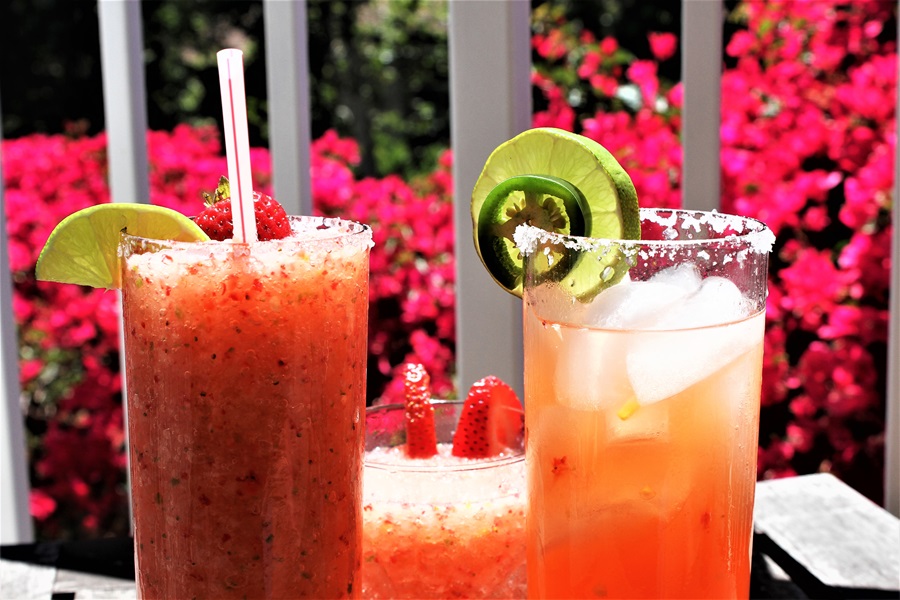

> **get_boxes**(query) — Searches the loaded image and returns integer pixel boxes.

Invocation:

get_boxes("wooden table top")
[752,473,899,599]
[2,473,898,599]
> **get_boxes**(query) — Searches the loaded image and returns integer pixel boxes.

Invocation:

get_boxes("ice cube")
[554,325,631,411]
[584,279,690,330]
[525,281,592,327]
[625,313,764,406]
[647,263,703,293]
[606,393,670,442]
[654,276,750,330]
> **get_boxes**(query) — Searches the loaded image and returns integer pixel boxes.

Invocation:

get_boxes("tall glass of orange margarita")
[519,208,773,599]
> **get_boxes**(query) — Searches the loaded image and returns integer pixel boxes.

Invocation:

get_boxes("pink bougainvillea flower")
[778,244,850,328]
[648,32,677,61]
[30,489,57,521]
[626,60,659,107]
[599,36,618,57]
[818,305,889,346]
[532,29,569,61]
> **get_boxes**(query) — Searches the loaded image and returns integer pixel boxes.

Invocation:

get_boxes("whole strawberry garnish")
[195,176,291,241]
[452,375,523,459]
[402,363,437,458]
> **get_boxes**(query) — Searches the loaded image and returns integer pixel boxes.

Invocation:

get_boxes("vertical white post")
[98,0,148,531]
[98,0,150,206]
[681,0,723,211]
[0,92,35,544]
[884,1,900,518]
[449,0,531,398]
[263,0,312,216]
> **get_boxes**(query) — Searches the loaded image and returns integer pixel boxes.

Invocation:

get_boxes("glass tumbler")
[519,208,773,599]
[120,216,372,599]
[362,400,526,599]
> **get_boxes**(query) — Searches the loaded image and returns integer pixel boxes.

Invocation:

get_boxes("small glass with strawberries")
[361,365,527,599]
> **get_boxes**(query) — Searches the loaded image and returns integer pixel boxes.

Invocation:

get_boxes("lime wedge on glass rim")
[35,204,210,289]
[471,127,640,299]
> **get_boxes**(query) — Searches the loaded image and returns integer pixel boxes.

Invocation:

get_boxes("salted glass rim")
[119,214,372,248]
[515,208,775,254]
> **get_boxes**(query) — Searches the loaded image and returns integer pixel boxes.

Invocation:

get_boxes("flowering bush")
[532,1,895,501]
[7,132,128,538]
[310,130,457,401]
[722,1,895,499]
[5,125,455,539]
[4,0,895,539]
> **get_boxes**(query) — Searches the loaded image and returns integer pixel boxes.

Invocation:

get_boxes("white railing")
[1,0,898,544]
[0,108,34,543]
[449,0,532,401]
[887,10,900,517]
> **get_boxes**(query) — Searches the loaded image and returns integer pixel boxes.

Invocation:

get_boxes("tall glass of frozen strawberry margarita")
[35,51,373,598]
[121,199,372,598]
[360,366,527,599]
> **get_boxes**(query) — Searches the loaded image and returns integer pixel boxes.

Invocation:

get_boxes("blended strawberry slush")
[121,216,372,598]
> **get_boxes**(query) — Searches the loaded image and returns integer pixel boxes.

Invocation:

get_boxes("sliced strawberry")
[402,363,437,458]
[452,375,524,458]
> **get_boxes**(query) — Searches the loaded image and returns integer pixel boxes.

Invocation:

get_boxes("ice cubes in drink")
[605,394,670,442]
[653,275,750,330]
[556,264,762,409]
[554,324,632,411]
[640,263,702,293]
[583,273,692,330]
[624,271,760,406]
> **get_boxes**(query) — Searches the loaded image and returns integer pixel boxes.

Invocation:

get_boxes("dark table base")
[2,535,811,599]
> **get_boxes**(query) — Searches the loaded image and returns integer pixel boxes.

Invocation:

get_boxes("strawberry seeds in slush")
[121,214,372,598]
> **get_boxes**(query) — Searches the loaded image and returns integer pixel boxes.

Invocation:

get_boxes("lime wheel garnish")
[471,127,640,298]
[35,204,210,289]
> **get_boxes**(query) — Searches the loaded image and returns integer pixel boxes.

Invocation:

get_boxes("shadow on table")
[1,537,135,581]
[2,534,897,599]
[752,538,809,599]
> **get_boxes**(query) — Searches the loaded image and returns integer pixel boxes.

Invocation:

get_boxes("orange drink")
[121,216,372,599]
[519,209,773,599]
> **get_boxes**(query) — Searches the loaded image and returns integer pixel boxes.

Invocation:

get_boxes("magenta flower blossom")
[648,32,677,62]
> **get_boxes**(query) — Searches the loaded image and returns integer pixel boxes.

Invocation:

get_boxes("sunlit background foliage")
[1,0,895,540]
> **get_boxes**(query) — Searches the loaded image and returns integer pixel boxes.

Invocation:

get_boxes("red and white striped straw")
[217,49,257,243]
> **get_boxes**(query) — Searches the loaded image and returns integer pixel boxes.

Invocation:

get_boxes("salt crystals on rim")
[515,209,776,256]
